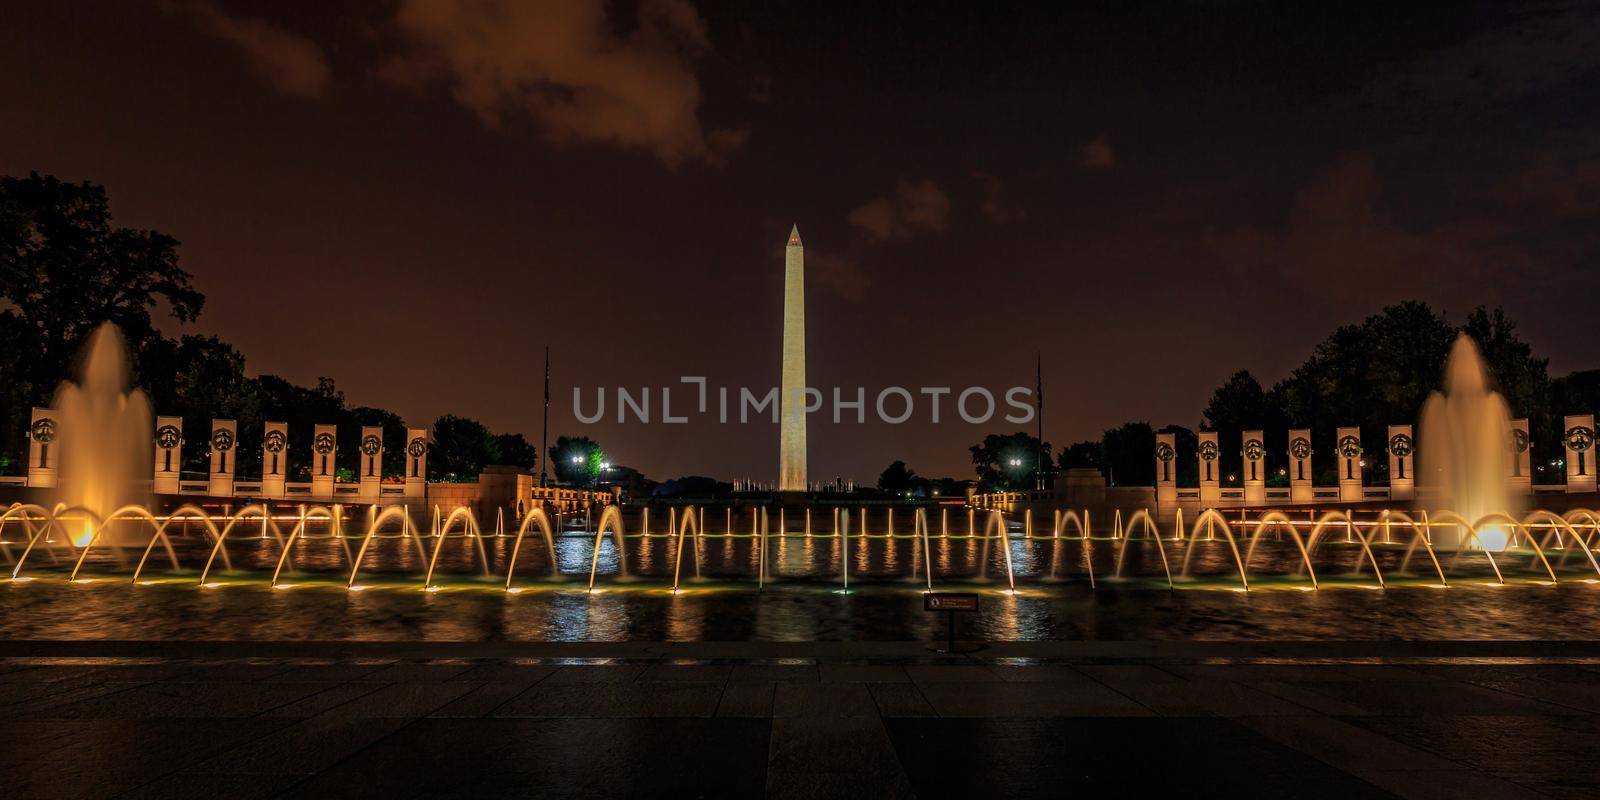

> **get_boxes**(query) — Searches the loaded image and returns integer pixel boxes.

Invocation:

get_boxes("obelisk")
[779,224,808,491]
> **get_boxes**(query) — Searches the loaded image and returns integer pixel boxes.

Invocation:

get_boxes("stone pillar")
[262,421,288,498]
[1288,428,1313,503]
[1563,415,1596,493]
[357,426,383,502]
[1154,431,1177,508]
[1197,431,1220,505]
[1508,418,1532,495]
[404,427,427,498]
[1386,424,1415,501]
[26,408,58,489]
[311,423,337,499]
[1336,426,1363,502]
[153,416,183,494]
[1241,430,1265,505]
[206,419,237,497]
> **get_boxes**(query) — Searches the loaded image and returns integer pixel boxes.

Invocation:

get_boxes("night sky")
[4,1,1598,482]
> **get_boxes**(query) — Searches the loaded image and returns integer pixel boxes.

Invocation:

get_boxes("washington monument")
[779,224,807,491]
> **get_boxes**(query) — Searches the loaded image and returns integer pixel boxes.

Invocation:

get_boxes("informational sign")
[924,593,980,612]
[925,592,981,654]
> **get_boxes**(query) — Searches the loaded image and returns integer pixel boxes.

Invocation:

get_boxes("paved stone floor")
[2,641,1599,799]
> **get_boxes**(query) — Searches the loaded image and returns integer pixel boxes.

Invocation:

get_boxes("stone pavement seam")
[470,663,563,718]
[1069,662,1183,716]
[266,715,435,799]
[249,680,368,719]
[3,676,161,719]
[107,716,309,799]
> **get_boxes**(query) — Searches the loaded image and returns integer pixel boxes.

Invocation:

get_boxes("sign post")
[924,592,980,654]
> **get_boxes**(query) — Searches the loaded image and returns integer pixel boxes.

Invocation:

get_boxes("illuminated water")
[52,322,152,545]
[1420,333,1518,549]
[6,328,1587,642]
[6,523,1599,642]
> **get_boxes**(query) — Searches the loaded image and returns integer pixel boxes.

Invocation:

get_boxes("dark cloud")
[382,0,745,167]
[185,1,329,98]
[971,171,1023,223]
[1362,3,1600,113]
[1207,147,1600,307]
[1208,153,1482,304]
[847,179,950,241]
[1081,135,1115,170]
[809,252,870,303]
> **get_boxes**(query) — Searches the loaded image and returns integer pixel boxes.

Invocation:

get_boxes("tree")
[969,431,1053,492]
[877,460,919,494]
[1464,306,1553,479]
[0,173,543,484]
[0,173,204,468]
[1201,370,1289,485]
[254,375,346,480]
[1463,306,1549,419]
[1139,302,1557,487]
[654,475,730,498]
[1058,441,1101,470]
[1099,422,1154,486]
[1545,370,1600,481]
[551,435,604,485]
[492,433,539,472]
[345,406,407,478]
[1157,424,1198,485]
[138,335,260,474]
[1274,302,1455,482]
[428,415,498,481]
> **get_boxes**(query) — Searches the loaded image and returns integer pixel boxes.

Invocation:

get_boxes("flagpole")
[540,346,550,488]
[1035,351,1045,491]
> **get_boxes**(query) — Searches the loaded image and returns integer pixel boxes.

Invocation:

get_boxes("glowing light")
[201,582,222,589]
[505,587,524,595]
[272,583,295,590]
[71,578,93,585]
[8,577,33,584]
[424,586,441,593]
[347,585,370,592]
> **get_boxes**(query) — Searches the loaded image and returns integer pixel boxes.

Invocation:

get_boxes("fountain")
[10,325,1595,598]
[53,323,152,545]
[1420,334,1518,550]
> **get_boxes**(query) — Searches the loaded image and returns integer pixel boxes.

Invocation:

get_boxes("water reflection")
[7,575,1598,642]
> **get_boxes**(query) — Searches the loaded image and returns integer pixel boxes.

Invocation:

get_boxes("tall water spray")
[1419,334,1516,550]
[54,322,153,544]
